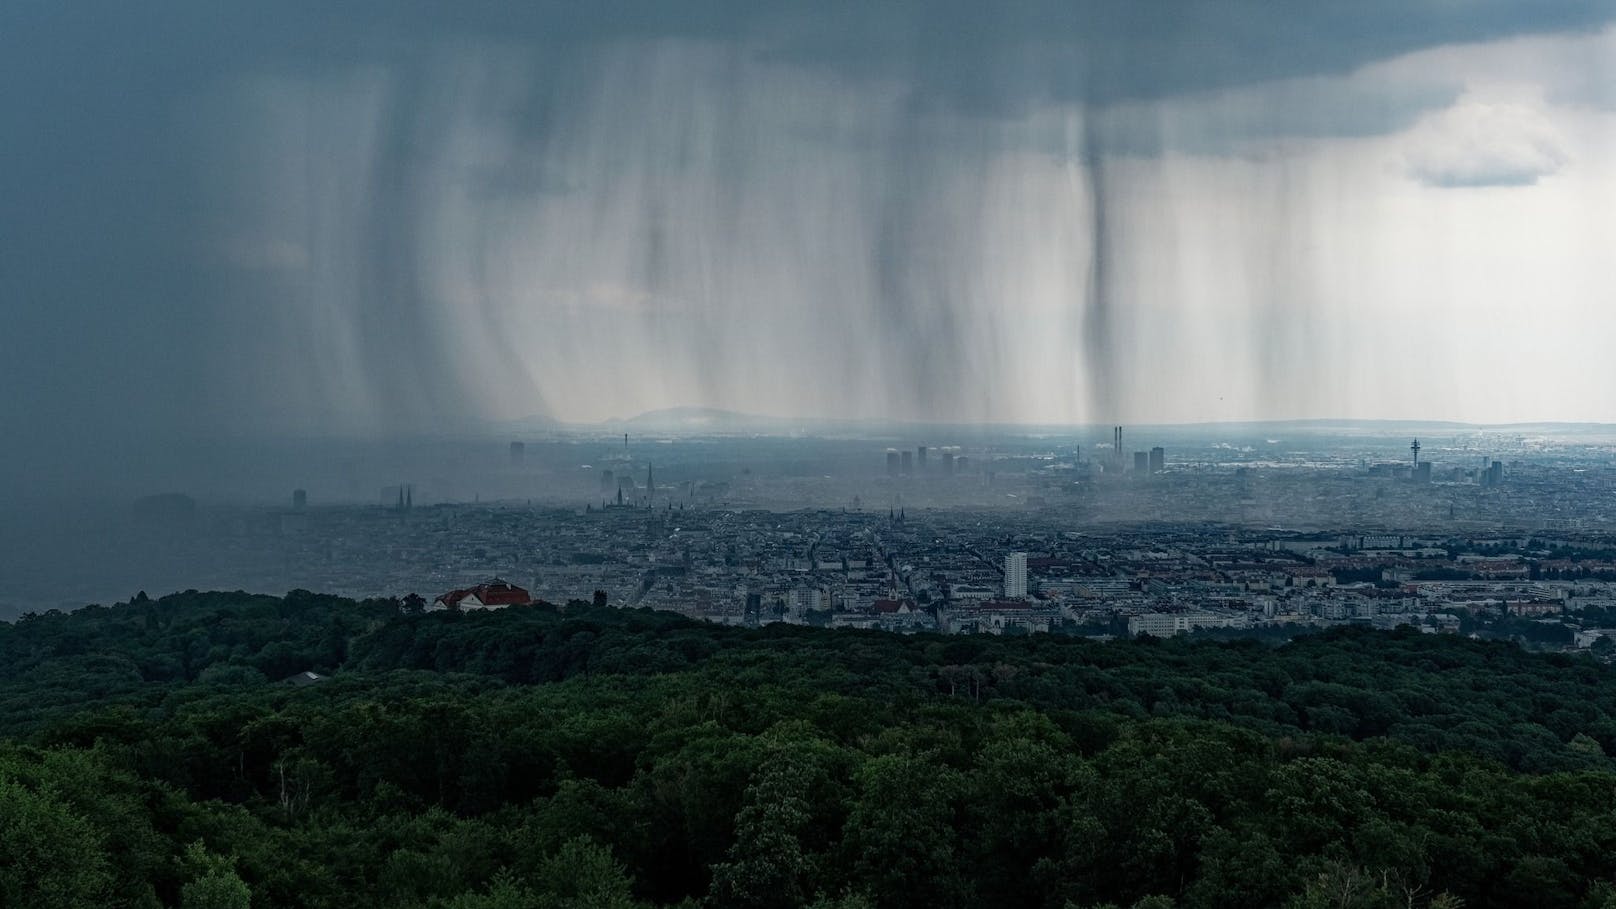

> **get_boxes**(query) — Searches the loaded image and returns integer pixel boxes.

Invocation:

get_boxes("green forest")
[6,591,1616,908]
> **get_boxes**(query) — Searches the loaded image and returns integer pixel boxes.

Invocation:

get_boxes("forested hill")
[5,593,1616,908]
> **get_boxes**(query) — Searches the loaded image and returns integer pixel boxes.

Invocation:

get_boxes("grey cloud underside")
[12,1,1614,107]
[1,0,1614,495]
[1413,167,1556,188]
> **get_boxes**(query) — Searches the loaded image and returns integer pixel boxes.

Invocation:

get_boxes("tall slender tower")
[1005,551,1028,599]
[1411,439,1421,466]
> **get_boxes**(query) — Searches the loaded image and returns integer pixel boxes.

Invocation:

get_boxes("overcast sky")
[4,1,1615,448]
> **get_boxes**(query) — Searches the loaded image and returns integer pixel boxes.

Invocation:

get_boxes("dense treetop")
[5,591,1616,907]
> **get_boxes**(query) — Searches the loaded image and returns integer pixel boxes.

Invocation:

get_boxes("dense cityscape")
[19,421,1616,655]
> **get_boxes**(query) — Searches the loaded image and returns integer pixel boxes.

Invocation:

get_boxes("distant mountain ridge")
[602,406,788,430]
[608,406,757,424]
[598,411,1616,435]
[488,407,1616,438]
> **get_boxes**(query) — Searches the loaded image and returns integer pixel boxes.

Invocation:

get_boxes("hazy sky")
[4,1,1616,444]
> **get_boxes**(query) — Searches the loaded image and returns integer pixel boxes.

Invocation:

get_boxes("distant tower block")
[1004,551,1028,599]
[1133,451,1148,472]
[942,451,956,476]
[886,450,900,476]
[1149,447,1165,474]
[292,489,307,510]
[917,446,928,472]
[900,450,913,475]
[600,469,614,492]
[510,441,526,465]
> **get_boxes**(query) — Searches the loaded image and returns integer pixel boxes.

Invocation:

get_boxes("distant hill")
[603,406,788,431]
[578,411,1616,437]
[486,413,564,432]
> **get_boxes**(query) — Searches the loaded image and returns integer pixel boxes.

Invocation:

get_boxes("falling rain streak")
[216,44,1321,430]
[4,2,1616,451]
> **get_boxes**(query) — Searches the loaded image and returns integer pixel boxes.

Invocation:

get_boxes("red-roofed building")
[431,590,468,611]
[432,578,532,611]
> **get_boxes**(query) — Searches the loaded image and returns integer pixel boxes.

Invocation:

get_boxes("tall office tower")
[600,469,614,493]
[886,450,900,476]
[509,441,526,465]
[1149,447,1165,474]
[1134,451,1149,472]
[1489,460,1503,486]
[942,451,956,476]
[292,489,307,510]
[956,455,970,473]
[917,446,928,471]
[901,450,913,475]
[1004,551,1028,599]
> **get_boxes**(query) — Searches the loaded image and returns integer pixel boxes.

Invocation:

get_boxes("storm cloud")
[3,0,1614,498]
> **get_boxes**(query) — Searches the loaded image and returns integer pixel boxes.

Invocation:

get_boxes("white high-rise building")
[1004,551,1028,599]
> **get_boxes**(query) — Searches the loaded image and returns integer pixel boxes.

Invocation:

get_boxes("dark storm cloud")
[1088,78,1467,158]
[1,0,1612,499]
[758,1,1613,112]
[14,2,1609,106]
